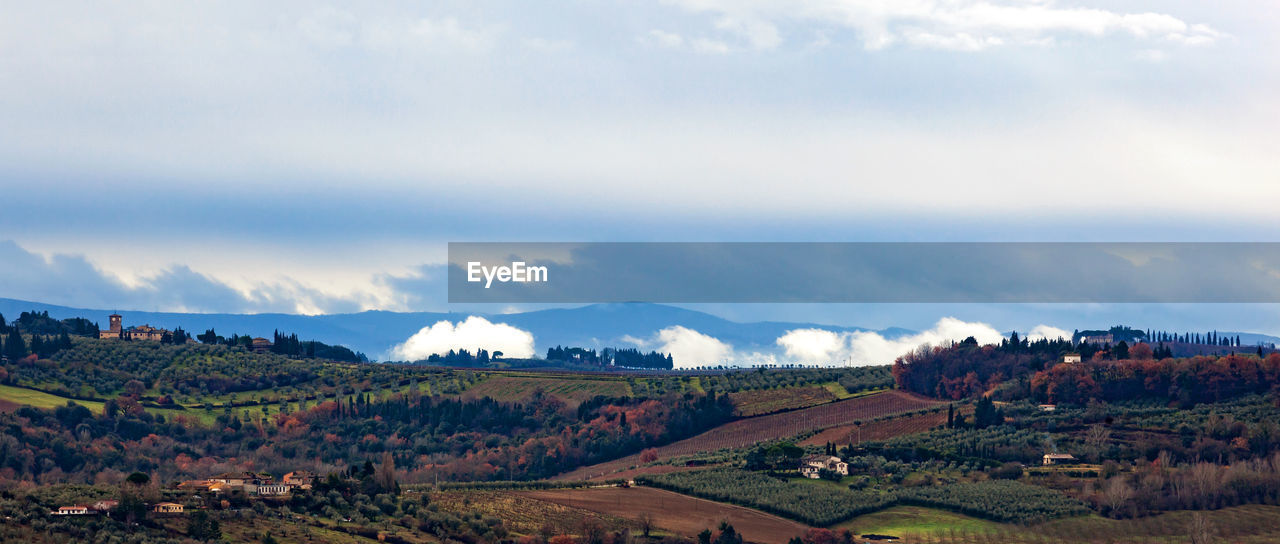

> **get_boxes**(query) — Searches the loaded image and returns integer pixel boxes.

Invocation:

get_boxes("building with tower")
[98,313,171,341]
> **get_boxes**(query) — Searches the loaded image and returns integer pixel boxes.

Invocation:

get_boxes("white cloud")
[627,326,737,368]
[691,37,732,54]
[776,318,1008,366]
[849,318,1007,365]
[713,16,782,50]
[655,326,734,368]
[776,328,846,361]
[389,316,535,360]
[1027,324,1071,341]
[643,29,732,54]
[645,29,685,48]
[298,8,499,53]
[659,0,1223,51]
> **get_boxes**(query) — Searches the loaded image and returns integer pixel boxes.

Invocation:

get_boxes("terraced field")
[555,390,943,481]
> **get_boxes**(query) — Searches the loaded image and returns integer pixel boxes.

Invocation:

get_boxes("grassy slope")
[835,506,1001,537]
[829,504,1280,544]
[0,384,105,413]
[0,383,210,423]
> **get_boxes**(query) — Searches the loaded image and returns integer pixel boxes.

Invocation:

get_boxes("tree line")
[545,345,675,369]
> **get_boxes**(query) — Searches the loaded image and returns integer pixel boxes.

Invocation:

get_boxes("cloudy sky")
[1,1,1278,331]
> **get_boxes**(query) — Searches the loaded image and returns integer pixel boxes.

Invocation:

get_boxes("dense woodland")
[892,333,1280,404]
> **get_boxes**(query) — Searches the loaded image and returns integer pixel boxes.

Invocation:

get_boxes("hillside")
[4,327,1280,543]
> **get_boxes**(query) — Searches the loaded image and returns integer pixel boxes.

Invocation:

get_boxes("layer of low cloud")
[389,316,536,361]
[1028,324,1072,341]
[626,326,774,369]
[655,326,735,368]
[629,318,1051,369]
[777,317,1059,366]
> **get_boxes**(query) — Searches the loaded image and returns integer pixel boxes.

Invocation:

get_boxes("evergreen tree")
[973,396,1001,429]
[3,328,26,360]
[187,510,221,541]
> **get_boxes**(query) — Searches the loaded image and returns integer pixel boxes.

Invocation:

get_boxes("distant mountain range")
[0,298,913,360]
[6,298,1279,363]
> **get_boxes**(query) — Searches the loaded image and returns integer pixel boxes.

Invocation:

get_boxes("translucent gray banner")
[447,242,1280,303]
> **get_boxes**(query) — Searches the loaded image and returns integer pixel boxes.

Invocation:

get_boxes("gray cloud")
[0,240,366,314]
[376,264,449,311]
[449,242,1280,304]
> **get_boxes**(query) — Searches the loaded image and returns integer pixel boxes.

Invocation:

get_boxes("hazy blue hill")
[7,298,1273,362]
[0,299,901,360]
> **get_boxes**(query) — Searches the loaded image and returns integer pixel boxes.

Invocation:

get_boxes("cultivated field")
[430,490,629,536]
[800,406,953,446]
[555,390,943,481]
[729,385,838,417]
[463,374,632,406]
[522,486,811,543]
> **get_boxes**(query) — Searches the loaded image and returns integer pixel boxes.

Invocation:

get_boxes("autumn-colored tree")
[640,448,659,463]
[1130,342,1154,360]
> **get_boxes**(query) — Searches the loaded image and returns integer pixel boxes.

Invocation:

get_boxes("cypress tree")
[4,329,26,360]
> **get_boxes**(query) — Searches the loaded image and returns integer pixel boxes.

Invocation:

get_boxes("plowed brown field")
[522,486,811,544]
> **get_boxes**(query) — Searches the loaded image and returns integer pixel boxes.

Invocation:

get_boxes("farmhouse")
[179,470,310,498]
[251,337,274,353]
[152,502,184,514]
[210,471,273,486]
[251,484,293,497]
[799,454,849,479]
[50,500,118,516]
[1079,334,1113,345]
[1062,353,1081,364]
[1043,453,1078,466]
[283,470,316,489]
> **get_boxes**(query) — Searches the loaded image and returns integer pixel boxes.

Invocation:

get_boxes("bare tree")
[1085,424,1112,462]
[638,512,654,538]
[376,451,397,493]
[1103,477,1134,518]
[1188,512,1216,544]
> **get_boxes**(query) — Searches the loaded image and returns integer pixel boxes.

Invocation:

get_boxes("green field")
[0,383,211,423]
[830,504,1280,543]
[464,373,632,405]
[836,506,1001,538]
[0,384,105,413]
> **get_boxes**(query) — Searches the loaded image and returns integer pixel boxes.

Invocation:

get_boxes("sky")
[1,0,1279,337]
